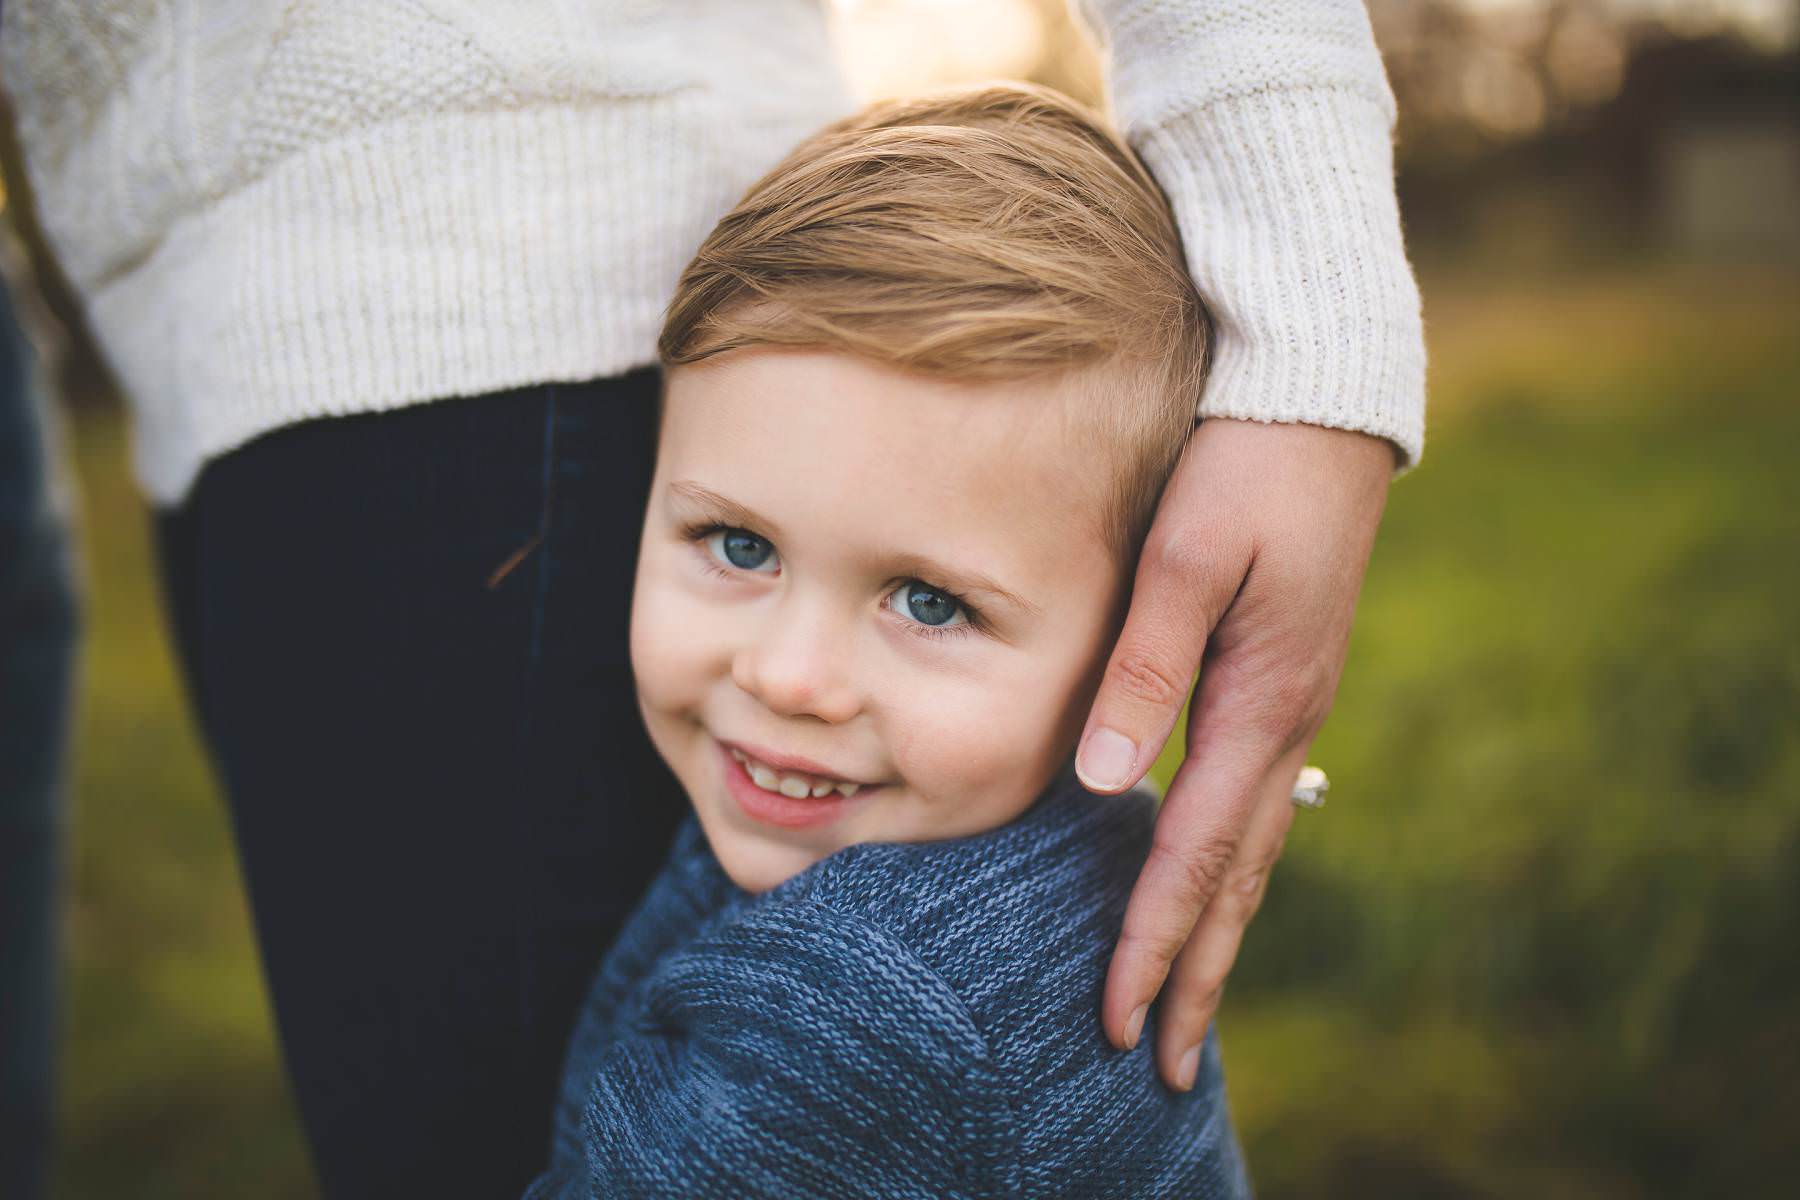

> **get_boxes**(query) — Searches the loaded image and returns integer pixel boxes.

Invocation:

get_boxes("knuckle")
[1220,833,1286,915]
[1230,865,1268,900]
[1174,978,1225,1025]
[1141,524,1219,583]
[1108,648,1190,711]
[1307,673,1338,723]
[1296,656,1338,713]
[1220,873,1270,925]
[1254,660,1335,740]
[1251,826,1291,874]
[1114,924,1185,966]
[1147,835,1234,910]
[1265,670,1317,723]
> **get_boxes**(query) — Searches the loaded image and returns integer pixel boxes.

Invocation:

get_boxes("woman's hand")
[1076,417,1393,1090]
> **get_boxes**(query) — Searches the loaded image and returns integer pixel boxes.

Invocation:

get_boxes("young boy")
[526,83,1251,1198]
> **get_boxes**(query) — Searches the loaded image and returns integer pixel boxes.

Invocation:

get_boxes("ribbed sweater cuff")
[1134,87,1427,470]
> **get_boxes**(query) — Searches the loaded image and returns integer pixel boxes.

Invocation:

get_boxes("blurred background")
[1,1,1795,1196]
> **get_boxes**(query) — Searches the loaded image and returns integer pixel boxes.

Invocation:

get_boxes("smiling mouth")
[726,745,866,799]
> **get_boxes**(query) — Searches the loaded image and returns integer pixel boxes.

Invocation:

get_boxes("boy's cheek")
[629,570,712,707]
[890,683,1054,797]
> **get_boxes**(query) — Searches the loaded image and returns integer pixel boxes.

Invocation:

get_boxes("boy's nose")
[731,609,862,725]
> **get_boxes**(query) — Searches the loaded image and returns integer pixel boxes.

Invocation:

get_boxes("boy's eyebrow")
[668,480,783,541]
[667,479,1041,618]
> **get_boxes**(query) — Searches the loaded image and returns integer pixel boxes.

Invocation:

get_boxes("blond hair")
[659,82,1208,568]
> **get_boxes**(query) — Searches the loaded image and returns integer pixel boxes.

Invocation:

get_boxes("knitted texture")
[524,770,1252,1199]
[1080,0,1426,465]
[2,0,1424,500]
[0,0,854,501]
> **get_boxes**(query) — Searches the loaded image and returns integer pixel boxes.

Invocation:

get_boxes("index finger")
[1074,534,1236,796]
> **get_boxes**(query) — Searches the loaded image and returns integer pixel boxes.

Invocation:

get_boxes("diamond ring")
[1291,766,1329,810]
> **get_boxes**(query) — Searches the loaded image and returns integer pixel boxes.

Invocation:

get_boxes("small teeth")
[728,744,864,800]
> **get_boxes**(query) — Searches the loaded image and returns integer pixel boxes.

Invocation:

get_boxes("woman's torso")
[0,0,858,500]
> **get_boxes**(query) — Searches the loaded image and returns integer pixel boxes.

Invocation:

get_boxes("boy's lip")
[716,737,875,786]
[717,739,880,829]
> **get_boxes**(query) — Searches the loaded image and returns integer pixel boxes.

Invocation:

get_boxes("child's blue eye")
[886,582,968,630]
[705,528,777,572]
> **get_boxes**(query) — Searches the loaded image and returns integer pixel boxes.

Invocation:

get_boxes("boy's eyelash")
[678,520,985,640]
[680,519,741,542]
[681,521,756,590]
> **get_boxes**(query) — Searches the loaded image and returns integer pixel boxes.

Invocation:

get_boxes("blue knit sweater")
[525,766,1253,1198]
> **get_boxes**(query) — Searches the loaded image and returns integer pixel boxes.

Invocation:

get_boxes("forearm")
[1076,1,1426,467]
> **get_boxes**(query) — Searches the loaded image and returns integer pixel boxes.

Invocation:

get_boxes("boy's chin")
[696,810,828,894]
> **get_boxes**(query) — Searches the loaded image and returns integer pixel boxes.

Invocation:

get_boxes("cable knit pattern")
[1,0,1424,500]
[525,769,1251,1199]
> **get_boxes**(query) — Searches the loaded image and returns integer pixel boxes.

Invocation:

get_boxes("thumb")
[1075,525,1249,794]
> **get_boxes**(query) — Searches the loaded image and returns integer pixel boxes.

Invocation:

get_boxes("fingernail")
[1077,727,1136,791]
[1178,1044,1202,1091]
[1124,1004,1147,1050]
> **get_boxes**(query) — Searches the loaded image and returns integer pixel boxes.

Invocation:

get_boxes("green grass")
[1191,263,1800,1199]
[53,263,1800,1197]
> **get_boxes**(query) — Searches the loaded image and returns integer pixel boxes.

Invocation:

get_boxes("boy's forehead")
[664,351,1107,492]
[660,349,1119,585]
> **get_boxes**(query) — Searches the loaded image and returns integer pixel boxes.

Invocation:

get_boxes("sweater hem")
[80,97,828,503]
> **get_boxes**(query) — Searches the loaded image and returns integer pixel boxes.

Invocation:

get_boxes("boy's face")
[631,348,1128,892]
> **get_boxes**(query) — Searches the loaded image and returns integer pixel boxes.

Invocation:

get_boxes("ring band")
[1291,766,1328,809]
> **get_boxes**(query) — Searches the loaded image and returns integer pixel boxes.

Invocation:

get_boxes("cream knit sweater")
[1,0,1425,503]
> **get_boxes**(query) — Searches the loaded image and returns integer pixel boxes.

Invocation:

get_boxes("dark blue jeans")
[153,372,685,1198]
[0,281,79,1200]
